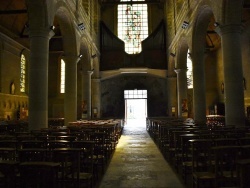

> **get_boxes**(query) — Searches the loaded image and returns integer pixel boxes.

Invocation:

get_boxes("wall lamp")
[214,22,220,27]
[214,22,221,36]
[50,25,55,30]
[170,53,175,57]
[91,54,97,58]
[78,23,85,31]
[79,54,83,58]
[182,21,189,29]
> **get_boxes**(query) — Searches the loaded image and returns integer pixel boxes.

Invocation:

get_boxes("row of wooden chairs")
[0,144,94,188]
[0,119,124,188]
[191,142,250,188]
[147,118,250,188]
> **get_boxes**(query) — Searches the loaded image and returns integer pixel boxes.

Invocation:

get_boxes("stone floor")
[98,119,185,188]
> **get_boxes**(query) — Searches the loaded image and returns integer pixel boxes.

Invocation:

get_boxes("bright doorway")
[124,90,147,126]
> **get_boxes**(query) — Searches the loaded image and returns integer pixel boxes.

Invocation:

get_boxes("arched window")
[60,59,65,93]
[187,51,193,89]
[20,54,26,92]
[118,0,148,54]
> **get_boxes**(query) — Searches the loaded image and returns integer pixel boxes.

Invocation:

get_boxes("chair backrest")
[0,140,19,150]
[18,148,48,162]
[48,140,71,150]
[214,138,238,146]
[21,140,45,149]
[0,147,16,161]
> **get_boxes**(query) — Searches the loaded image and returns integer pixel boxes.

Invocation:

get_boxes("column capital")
[174,68,187,74]
[29,28,55,39]
[88,70,94,75]
[62,56,81,64]
[167,76,177,81]
[92,78,101,83]
[219,24,242,35]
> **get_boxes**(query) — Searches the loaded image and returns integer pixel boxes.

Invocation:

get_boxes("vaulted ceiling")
[0,0,249,53]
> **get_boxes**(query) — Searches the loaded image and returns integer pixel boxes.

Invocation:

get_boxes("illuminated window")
[124,89,147,99]
[20,54,26,92]
[118,0,148,54]
[60,59,65,93]
[187,51,193,89]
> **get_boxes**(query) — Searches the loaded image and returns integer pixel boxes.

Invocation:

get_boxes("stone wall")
[0,93,28,120]
[0,34,29,121]
[101,74,168,118]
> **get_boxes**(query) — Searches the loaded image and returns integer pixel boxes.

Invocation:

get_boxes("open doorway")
[124,89,147,126]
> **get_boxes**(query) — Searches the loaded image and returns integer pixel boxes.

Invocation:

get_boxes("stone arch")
[176,37,189,69]
[54,3,79,56]
[210,0,243,25]
[26,0,55,30]
[191,5,214,56]
[80,38,91,72]
[189,3,215,123]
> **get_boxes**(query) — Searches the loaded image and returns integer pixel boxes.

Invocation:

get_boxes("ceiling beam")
[0,10,27,15]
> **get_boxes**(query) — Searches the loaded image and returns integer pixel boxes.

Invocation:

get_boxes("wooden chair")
[71,141,95,188]
[52,148,81,187]
[172,130,190,172]
[180,134,200,185]
[213,146,241,187]
[0,161,19,188]
[90,131,107,177]
[236,158,250,188]
[192,139,215,188]
[157,124,171,157]
[165,127,182,163]
[19,161,60,188]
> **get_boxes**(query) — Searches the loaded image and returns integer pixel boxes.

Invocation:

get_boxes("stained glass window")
[60,59,65,93]
[20,54,26,92]
[118,0,148,54]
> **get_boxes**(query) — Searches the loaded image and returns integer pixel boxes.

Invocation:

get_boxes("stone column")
[0,40,2,92]
[167,77,177,117]
[221,25,245,126]
[92,78,101,118]
[81,71,88,119]
[192,53,207,125]
[63,56,80,126]
[28,28,54,130]
[174,69,188,118]
[87,70,93,119]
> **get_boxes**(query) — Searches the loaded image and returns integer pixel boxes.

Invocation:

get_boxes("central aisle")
[98,119,184,188]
